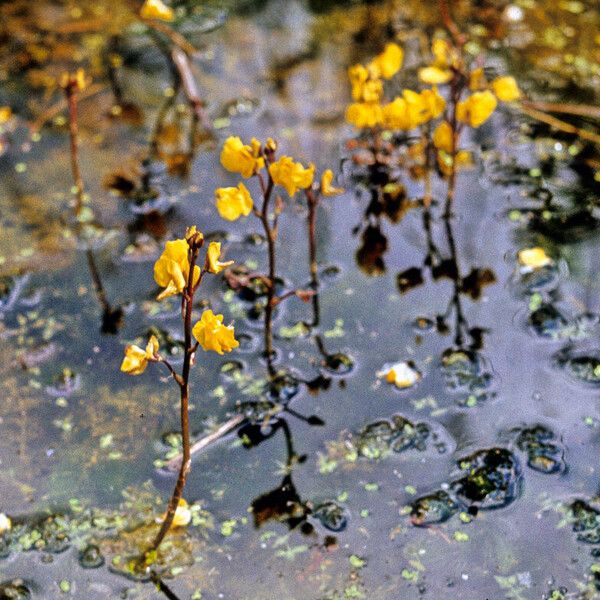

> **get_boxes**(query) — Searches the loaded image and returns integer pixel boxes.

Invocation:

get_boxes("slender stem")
[65,85,84,218]
[305,189,318,286]
[257,171,276,376]
[85,249,110,314]
[444,77,460,219]
[438,0,466,48]
[304,188,321,327]
[443,214,467,347]
[146,249,200,557]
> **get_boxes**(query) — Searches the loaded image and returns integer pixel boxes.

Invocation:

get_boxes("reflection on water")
[0,0,600,598]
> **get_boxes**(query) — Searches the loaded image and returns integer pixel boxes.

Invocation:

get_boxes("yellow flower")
[492,76,521,102]
[0,107,12,124]
[140,0,175,21]
[369,43,404,80]
[432,38,451,67]
[215,183,254,221]
[382,98,411,130]
[59,68,88,91]
[320,169,344,196]
[437,149,472,176]
[418,66,452,85]
[420,87,446,119]
[220,136,265,178]
[469,67,487,91]
[206,241,234,274]
[121,335,159,375]
[403,89,432,127]
[517,247,552,270]
[348,64,369,101]
[192,310,239,355]
[268,156,315,196]
[346,102,383,129]
[456,91,497,127]
[433,120,453,152]
[157,498,192,528]
[154,239,200,300]
[0,513,11,534]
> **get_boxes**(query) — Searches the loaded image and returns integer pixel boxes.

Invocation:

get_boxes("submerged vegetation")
[0,0,600,598]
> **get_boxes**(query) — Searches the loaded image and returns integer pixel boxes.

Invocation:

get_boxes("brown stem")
[257,172,276,376]
[142,18,198,57]
[65,86,85,218]
[305,189,318,286]
[171,48,212,132]
[521,100,600,119]
[305,188,321,327]
[444,77,460,219]
[146,248,200,559]
[438,0,466,48]
[517,104,600,146]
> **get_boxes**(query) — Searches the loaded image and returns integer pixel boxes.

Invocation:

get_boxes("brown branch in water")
[517,104,600,146]
[163,414,245,473]
[63,81,85,218]
[142,18,198,57]
[30,83,104,136]
[521,101,600,119]
[170,48,212,132]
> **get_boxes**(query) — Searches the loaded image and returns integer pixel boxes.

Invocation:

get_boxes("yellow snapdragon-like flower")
[121,335,159,375]
[140,0,175,21]
[382,97,412,130]
[192,310,239,355]
[418,66,452,85]
[432,38,451,67]
[154,238,201,300]
[0,107,12,124]
[433,120,453,152]
[206,242,234,274]
[320,169,344,196]
[220,136,265,178]
[469,67,487,91]
[60,68,88,91]
[268,156,315,196]
[346,102,383,129]
[215,183,253,221]
[492,76,521,102]
[456,91,497,128]
[369,43,403,80]
[420,87,446,119]
[348,64,368,99]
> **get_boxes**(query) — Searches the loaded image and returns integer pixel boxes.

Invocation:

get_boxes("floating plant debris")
[410,491,459,527]
[312,501,349,532]
[380,361,422,389]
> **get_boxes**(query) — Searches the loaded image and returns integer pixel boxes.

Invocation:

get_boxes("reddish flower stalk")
[144,235,203,561]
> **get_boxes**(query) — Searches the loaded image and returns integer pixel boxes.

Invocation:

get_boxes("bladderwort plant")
[120,227,239,568]
[61,69,125,333]
[345,30,521,216]
[215,136,343,375]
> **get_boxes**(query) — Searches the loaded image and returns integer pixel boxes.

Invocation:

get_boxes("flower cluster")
[215,135,342,221]
[121,230,239,375]
[345,37,522,176]
[347,38,521,134]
